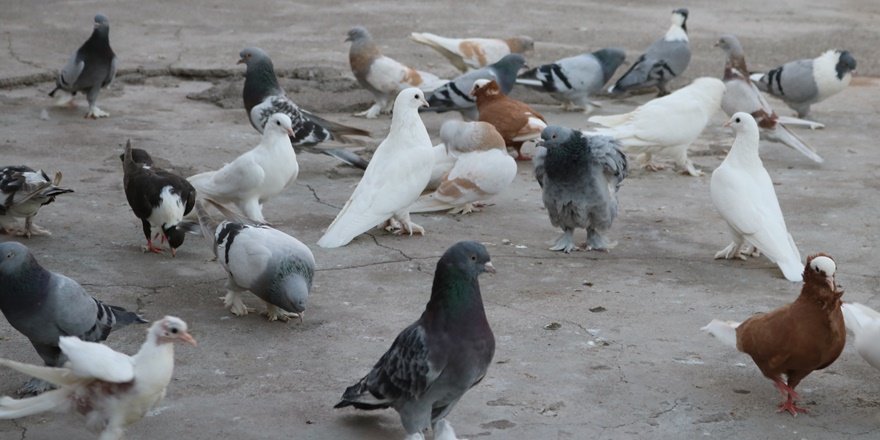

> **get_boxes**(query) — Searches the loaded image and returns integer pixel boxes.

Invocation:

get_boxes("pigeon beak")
[713,41,721,48]
[722,120,733,128]
[420,98,430,108]
[484,261,496,274]
[237,58,246,65]
[286,127,295,136]
[345,36,352,42]
[179,331,198,347]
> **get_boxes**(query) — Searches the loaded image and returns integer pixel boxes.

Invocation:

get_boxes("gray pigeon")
[335,241,495,440]
[0,166,74,238]
[0,241,146,395]
[239,47,371,169]
[751,50,856,118]
[610,8,690,96]
[534,126,627,253]
[517,48,626,113]
[48,14,117,119]
[196,201,315,322]
[423,53,526,120]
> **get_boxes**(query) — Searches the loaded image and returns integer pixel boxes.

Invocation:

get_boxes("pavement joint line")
[6,32,43,71]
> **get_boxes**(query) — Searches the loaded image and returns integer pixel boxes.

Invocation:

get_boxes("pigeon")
[121,141,196,256]
[409,121,515,215]
[318,88,434,248]
[589,77,724,177]
[609,8,690,96]
[239,47,371,169]
[335,241,496,440]
[422,54,526,121]
[534,126,627,253]
[702,254,845,416]
[715,35,824,163]
[409,32,533,72]
[517,48,626,113]
[751,50,856,118]
[841,302,880,371]
[0,241,146,395]
[472,79,547,161]
[347,26,446,119]
[711,113,803,282]
[0,166,73,238]
[48,14,117,119]
[188,113,299,224]
[195,201,315,322]
[426,120,504,190]
[0,316,196,439]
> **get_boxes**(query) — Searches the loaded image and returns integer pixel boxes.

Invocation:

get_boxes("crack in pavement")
[10,419,26,440]
[6,32,43,70]
[300,183,341,210]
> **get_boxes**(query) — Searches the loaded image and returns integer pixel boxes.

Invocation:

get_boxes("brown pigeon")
[472,79,547,160]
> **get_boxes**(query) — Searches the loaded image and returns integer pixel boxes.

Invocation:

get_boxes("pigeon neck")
[244,62,282,110]
[389,107,425,135]
[84,28,113,54]
[427,265,487,320]
[665,23,688,42]
[544,140,586,178]
[727,129,762,167]
[349,39,381,72]
[0,258,50,314]
[724,54,749,80]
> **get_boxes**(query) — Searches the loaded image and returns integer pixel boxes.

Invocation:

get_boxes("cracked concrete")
[2,0,880,439]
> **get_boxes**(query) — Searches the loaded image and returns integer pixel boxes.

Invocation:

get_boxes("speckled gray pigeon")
[48,14,117,119]
[610,8,690,96]
[534,126,627,253]
[0,241,146,395]
[423,53,526,120]
[517,48,626,113]
[0,165,73,238]
[335,241,496,440]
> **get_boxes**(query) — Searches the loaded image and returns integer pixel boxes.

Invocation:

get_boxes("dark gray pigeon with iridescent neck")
[534,126,627,253]
[49,14,117,119]
[335,241,496,440]
[238,47,371,169]
[0,241,146,395]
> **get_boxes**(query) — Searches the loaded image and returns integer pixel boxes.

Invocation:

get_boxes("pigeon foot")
[52,91,75,107]
[549,230,577,253]
[223,292,255,316]
[447,203,480,215]
[355,103,382,119]
[144,239,165,254]
[396,220,425,236]
[264,303,303,323]
[85,106,110,119]
[434,419,464,440]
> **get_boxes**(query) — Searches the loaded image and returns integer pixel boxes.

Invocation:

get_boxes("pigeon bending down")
[347,26,447,119]
[426,120,504,190]
[239,47,371,169]
[0,166,73,237]
[589,77,724,177]
[410,121,515,215]
[702,254,845,416]
[610,8,690,96]
[534,126,627,253]
[196,201,315,322]
[751,50,856,118]
[0,316,196,439]
[715,35,824,163]
[188,113,299,224]
[409,32,533,72]
[711,113,803,282]
[121,141,196,256]
[517,48,626,113]
[335,241,496,440]
[0,241,146,395]
[48,14,117,119]
[318,88,434,248]
[423,54,526,121]
[472,79,546,160]
[841,302,880,371]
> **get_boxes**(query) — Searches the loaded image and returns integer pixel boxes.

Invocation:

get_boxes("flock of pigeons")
[0,7,874,440]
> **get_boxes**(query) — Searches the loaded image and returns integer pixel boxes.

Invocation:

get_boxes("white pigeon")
[410,121,515,215]
[842,302,880,371]
[588,77,725,177]
[347,26,446,119]
[710,112,802,282]
[0,316,196,440]
[188,113,298,223]
[409,32,534,72]
[427,120,504,189]
[318,88,433,248]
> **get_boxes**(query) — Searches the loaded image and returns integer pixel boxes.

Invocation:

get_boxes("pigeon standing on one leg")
[517,48,626,113]
[48,14,117,119]
[609,8,690,96]
[422,54,526,121]
[335,241,496,440]
[0,241,146,395]
[0,166,73,238]
[534,127,627,253]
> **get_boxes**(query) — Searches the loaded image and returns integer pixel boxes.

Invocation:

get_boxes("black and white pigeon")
[534,126,627,253]
[423,53,526,121]
[609,8,690,96]
[517,48,626,113]
[239,47,371,169]
[0,241,146,395]
[751,50,856,118]
[121,141,196,256]
[335,241,496,440]
[196,201,315,322]
[48,14,117,119]
[0,166,73,238]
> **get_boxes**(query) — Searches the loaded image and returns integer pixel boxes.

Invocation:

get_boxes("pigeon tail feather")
[334,378,392,410]
[767,125,823,163]
[701,319,741,350]
[408,195,457,213]
[108,305,148,326]
[842,303,880,334]
[0,388,72,418]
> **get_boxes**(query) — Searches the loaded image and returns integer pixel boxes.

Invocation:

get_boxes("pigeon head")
[439,241,496,279]
[723,112,759,133]
[93,14,110,31]
[672,8,689,30]
[470,79,501,98]
[394,87,430,111]
[805,254,840,298]
[238,47,271,67]
[119,146,155,168]
[0,242,33,278]
[539,125,574,150]
[163,224,187,257]
[507,36,535,54]
[714,35,743,56]
[269,258,313,315]
[152,316,197,346]
[593,48,627,81]
[266,113,295,136]
[836,51,857,78]
[345,26,370,43]
[491,54,528,91]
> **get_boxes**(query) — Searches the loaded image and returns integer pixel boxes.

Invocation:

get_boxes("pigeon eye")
[470,255,477,261]
[276,120,281,126]
[735,118,741,123]
[170,327,179,334]
[414,94,421,100]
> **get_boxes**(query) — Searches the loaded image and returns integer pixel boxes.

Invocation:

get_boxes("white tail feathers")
[701,319,741,350]
[842,303,880,371]
[0,359,77,387]
[842,302,880,334]
[766,124,824,163]
[775,116,824,130]
[0,389,71,419]
[515,78,544,88]
[749,73,764,83]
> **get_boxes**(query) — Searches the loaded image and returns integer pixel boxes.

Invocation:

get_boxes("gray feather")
[424,54,525,119]
[518,49,625,108]
[49,14,116,110]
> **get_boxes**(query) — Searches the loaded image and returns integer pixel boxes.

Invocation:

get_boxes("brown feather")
[473,80,546,155]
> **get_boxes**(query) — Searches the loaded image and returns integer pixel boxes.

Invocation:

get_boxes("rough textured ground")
[2,1,880,439]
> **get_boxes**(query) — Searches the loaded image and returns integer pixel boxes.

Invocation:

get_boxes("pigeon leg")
[239,199,265,224]
[52,90,76,107]
[672,144,703,177]
[586,228,612,252]
[550,229,577,253]
[656,82,670,97]
[222,290,255,316]
[144,238,164,254]
[383,217,402,232]
[394,212,425,236]
[433,419,462,440]
[263,302,303,323]
[714,241,748,260]
[84,87,109,119]
[638,153,665,171]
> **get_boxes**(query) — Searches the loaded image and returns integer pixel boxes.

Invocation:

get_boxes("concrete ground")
[2,0,880,439]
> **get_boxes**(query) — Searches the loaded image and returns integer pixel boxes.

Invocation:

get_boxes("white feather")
[841,303,880,371]
[812,50,853,101]
[701,319,741,350]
